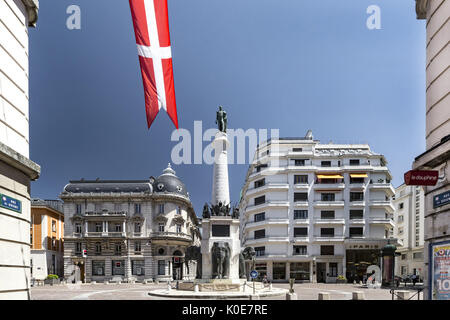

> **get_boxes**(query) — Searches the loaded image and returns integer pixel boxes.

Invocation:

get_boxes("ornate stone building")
[61,164,200,283]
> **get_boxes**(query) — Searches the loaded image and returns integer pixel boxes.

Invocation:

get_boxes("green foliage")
[337,275,346,281]
[47,274,59,279]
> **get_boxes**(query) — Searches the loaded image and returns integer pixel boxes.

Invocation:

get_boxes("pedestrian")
[263,274,268,284]
[412,274,417,286]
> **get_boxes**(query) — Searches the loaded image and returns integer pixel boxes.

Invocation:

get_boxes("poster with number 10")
[431,242,450,300]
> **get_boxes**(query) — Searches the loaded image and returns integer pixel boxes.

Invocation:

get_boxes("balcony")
[245,218,289,229]
[244,236,289,245]
[245,183,289,197]
[348,218,365,225]
[313,200,345,208]
[313,183,345,190]
[150,231,192,242]
[84,211,127,217]
[313,235,345,242]
[313,218,346,225]
[369,183,395,196]
[369,200,395,213]
[349,200,365,207]
[85,231,126,238]
[245,200,290,214]
[293,183,310,190]
[369,218,394,227]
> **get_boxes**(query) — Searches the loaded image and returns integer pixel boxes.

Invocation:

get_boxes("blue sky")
[29,0,426,215]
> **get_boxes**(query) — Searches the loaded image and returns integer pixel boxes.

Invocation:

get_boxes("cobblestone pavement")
[30,282,423,300]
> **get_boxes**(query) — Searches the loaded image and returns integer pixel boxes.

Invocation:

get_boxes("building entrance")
[172,250,183,280]
[317,263,326,283]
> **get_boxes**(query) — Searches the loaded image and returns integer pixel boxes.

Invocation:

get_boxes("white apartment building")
[0,0,40,300]
[239,131,398,283]
[393,184,425,279]
[61,164,201,283]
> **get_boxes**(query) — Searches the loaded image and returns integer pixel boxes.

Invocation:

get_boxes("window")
[75,242,82,254]
[290,262,310,281]
[401,254,407,260]
[294,210,308,219]
[294,159,306,166]
[415,215,420,221]
[254,196,266,205]
[398,215,404,223]
[135,203,141,214]
[415,241,419,246]
[294,192,308,202]
[321,245,334,255]
[176,206,181,215]
[112,260,125,275]
[254,212,265,222]
[159,203,165,214]
[349,159,360,166]
[95,242,102,254]
[254,229,265,239]
[321,161,331,167]
[95,223,103,232]
[134,222,141,233]
[115,224,122,232]
[329,263,338,277]
[349,227,363,238]
[350,177,365,184]
[273,263,286,280]
[294,227,308,237]
[132,260,145,276]
[294,175,308,184]
[416,235,420,241]
[256,164,268,172]
[293,245,307,255]
[254,179,265,188]
[293,148,303,152]
[92,261,105,276]
[52,220,56,232]
[75,223,82,233]
[176,224,182,233]
[399,203,404,209]
[350,192,364,202]
[158,260,166,275]
[321,228,334,237]
[321,211,335,219]
[416,222,420,228]
[401,266,407,275]
[321,193,335,201]
[51,238,56,250]
[398,227,404,235]
[76,204,82,214]
[115,243,122,255]
[255,246,265,257]
[413,252,423,259]
[158,223,165,232]
[134,241,141,253]
[349,210,363,219]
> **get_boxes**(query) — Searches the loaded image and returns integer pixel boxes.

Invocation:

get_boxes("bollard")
[352,291,365,300]
[318,292,330,300]
[194,284,199,293]
[250,295,260,300]
[167,281,171,292]
[269,282,273,291]
[396,291,411,300]
[286,293,298,300]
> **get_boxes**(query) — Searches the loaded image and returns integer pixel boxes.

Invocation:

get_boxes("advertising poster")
[431,242,450,300]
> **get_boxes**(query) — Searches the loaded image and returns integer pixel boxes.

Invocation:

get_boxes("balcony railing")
[150,231,192,241]
[85,232,126,237]
[84,211,127,216]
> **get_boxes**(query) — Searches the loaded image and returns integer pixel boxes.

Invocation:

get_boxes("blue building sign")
[1,194,22,213]
[434,190,450,209]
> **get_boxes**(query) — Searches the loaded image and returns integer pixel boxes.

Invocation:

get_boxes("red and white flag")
[129,0,178,129]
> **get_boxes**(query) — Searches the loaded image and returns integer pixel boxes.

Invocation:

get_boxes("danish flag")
[129,0,179,129]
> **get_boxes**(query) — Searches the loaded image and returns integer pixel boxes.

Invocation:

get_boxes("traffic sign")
[250,270,258,279]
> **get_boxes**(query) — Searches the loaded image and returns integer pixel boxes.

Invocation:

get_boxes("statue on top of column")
[216,106,227,133]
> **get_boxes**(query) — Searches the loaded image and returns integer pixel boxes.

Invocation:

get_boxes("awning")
[350,173,368,178]
[317,174,344,179]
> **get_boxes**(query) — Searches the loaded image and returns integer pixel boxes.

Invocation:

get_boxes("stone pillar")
[267,261,273,281]
[285,262,291,281]
[211,131,230,206]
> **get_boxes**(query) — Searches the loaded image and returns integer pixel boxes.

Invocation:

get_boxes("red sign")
[404,170,439,186]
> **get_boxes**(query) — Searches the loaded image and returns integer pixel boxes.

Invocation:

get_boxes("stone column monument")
[201,106,241,282]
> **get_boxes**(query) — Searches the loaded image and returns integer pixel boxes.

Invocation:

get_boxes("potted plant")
[44,274,60,286]
[336,275,347,284]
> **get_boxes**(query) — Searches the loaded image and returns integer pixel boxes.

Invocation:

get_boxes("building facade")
[61,164,201,283]
[0,0,40,299]
[239,132,398,283]
[413,0,450,299]
[393,185,425,279]
[30,199,64,280]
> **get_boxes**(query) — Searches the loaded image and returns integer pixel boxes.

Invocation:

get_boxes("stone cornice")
[0,141,40,180]
[21,0,39,27]
[415,0,429,20]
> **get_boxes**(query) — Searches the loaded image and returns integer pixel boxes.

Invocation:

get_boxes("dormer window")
[159,204,165,214]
